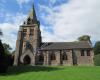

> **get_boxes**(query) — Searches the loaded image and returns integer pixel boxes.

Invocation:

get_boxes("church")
[14,4,94,66]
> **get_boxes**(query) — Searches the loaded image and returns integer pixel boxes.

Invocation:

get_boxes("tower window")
[87,50,91,56]
[23,29,27,32]
[23,29,27,37]
[30,29,34,36]
[81,50,85,56]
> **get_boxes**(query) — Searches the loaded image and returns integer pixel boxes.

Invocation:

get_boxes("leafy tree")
[94,41,100,55]
[0,41,8,73]
[0,30,13,73]
[78,35,91,43]
[3,43,12,55]
[12,50,15,54]
[94,54,100,66]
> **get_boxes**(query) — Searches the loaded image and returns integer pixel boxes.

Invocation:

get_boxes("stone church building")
[14,4,94,66]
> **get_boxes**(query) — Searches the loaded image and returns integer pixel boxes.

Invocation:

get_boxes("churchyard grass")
[0,66,100,80]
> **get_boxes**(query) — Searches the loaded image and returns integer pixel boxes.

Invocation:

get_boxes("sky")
[0,0,100,50]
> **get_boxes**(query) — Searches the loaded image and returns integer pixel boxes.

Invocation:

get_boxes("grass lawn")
[0,66,100,80]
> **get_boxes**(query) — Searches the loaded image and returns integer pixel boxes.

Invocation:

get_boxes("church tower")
[14,4,41,65]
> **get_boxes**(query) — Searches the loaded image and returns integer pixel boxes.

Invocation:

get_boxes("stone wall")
[62,50,73,66]
[41,50,73,66]
[73,49,94,66]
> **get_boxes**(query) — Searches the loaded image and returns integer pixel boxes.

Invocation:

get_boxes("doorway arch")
[23,55,31,65]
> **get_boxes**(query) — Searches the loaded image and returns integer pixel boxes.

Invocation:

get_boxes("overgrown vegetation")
[0,30,13,73]
[78,35,91,43]
[94,54,100,66]
[0,40,8,73]
[94,41,100,55]
[94,41,100,66]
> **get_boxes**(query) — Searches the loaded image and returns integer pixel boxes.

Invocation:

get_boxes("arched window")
[87,50,90,56]
[81,50,85,56]
[23,29,27,37]
[50,51,56,60]
[62,54,68,60]
[62,50,68,60]
[39,54,44,62]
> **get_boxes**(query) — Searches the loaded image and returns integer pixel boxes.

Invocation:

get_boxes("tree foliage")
[3,43,12,55]
[0,42,13,73]
[94,41,100,55]
[0,41,8,73]
[94,54,100,66]
[78,35,91,42]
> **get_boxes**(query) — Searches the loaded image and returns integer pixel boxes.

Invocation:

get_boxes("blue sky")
[0,0,100,50]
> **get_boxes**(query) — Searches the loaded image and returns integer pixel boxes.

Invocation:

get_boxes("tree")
[0,30,8,73]
[94,41,100,55]
[78,35,91,43]
[94,54,100,66]
[0,30,13,73]
[3,43,14,66]
[3,43,12,55]
[0,41,9,73]
[94,41,100,66]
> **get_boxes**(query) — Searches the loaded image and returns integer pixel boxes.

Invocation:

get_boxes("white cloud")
[16,0,31,6]
[1,0,100,50]
[40,0,100,42]
[0,13,27,50]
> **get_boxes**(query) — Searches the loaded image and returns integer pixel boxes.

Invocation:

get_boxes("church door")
[23,55,31,65]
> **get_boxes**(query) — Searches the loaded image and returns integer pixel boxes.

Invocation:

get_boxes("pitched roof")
[40,41,92,50]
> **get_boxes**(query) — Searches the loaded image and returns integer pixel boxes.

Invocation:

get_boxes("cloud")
[39,0,100,42]
[0,13,27,50]
[1,0,100,50]
[16,0,31,7]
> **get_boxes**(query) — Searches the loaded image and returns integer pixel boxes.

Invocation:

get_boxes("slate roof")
[40,41,92,50]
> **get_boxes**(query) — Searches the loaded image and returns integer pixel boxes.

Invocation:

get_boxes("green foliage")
[0,66,100,80]
[94,41,100,55]
[0,41,9,73]
[3,43,12,55]
[11,50,15,54]
[94,54,100,66]
[78,35,91,42]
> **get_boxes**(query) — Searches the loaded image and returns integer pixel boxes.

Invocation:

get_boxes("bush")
[0,56,8,73]
[94,41,100,55]
[94,54,100,66]
[0,40,8,73]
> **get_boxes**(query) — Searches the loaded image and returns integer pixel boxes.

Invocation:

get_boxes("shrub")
[0,40,8,73]
[94,54,100,66]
